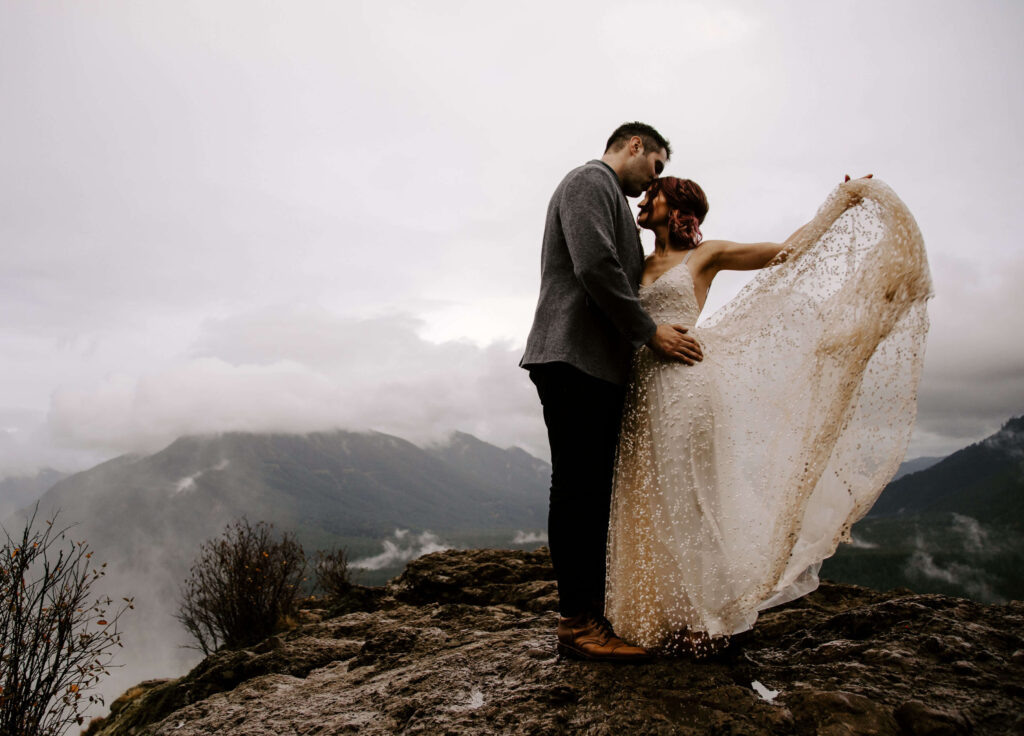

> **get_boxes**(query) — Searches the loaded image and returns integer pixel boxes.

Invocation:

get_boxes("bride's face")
[637,190,669,230]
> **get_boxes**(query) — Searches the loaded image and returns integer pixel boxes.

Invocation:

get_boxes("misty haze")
[2,1,1023,734]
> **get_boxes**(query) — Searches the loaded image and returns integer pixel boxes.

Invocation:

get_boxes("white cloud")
[904,547,1001,603]
[0,408,102,477]
[350,529,451,571]
[45,308,546,461]
[847,535,877,550]
[172,459,230,495]
[903,522,1005,603]
[512,530,548,545]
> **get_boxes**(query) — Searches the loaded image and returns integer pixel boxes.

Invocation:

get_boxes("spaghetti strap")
[682,249,694,265]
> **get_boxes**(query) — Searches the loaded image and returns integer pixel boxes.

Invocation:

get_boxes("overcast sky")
[2,0,1022,479]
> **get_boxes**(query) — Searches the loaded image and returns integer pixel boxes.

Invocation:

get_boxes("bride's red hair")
[648,177,709,250]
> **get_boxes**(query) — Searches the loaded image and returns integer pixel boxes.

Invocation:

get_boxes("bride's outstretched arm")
[700,175,872,275]
[702,224,805,273]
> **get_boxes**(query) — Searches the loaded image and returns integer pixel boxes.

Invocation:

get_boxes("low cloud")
[511,530,548,545]
[903,518,1005,604]
[0,408,105,479]
[847,535,877,550]
[15,260,1024,479]
[350,529,451,571]
[23,290,1024,479]
[44,308,547,466]
[173,459,230,495]
[950,513,992,555]
[904,547,1001,603]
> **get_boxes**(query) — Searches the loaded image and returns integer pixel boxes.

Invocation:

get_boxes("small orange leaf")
[96,620,108,626]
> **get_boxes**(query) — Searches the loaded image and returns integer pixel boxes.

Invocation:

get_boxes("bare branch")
[0,504,132,736]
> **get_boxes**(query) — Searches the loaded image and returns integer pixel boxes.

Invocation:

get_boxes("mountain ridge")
[4,429,550,550]
[867,415,1023,524]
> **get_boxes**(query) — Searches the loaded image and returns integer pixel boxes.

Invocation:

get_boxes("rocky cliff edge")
[86,548,1024,736]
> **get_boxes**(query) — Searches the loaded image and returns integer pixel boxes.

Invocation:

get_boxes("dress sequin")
[605,179,932,654]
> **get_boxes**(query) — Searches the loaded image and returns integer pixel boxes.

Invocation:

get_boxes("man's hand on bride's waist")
[648,324,703,365]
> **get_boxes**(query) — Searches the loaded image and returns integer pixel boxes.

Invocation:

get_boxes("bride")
[604,174,931,654]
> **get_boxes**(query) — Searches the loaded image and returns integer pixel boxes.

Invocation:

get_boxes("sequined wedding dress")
[605,178,932,649]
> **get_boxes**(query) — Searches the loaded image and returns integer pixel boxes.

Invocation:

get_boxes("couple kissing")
[520,121,931,662]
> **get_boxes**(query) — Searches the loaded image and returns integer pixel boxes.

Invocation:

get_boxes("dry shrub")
[176,519,305,655]
[313,547,352,601]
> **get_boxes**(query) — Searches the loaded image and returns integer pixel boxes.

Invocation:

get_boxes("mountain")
[891,455,944,480]
[867,416,1024,523]
[822,416,1024,603]
[0,467,68,521]
[427,431,550,509]
[87,548,1023,736]
[2,430,549,563]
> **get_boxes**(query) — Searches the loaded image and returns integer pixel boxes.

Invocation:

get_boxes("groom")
[520,122,702,661]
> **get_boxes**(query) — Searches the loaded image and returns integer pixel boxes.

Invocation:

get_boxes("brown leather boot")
[556,613,652,663]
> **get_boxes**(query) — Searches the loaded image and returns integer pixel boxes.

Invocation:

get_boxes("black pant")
[530,362,625,618]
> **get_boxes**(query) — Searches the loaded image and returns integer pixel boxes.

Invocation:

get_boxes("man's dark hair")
[604,122,672,159]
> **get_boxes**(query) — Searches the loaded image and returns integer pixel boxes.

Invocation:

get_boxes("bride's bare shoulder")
[690,240,730,265]
[698,239,735,250]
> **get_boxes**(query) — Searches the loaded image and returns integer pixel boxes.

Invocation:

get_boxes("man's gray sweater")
[520,160,657,386]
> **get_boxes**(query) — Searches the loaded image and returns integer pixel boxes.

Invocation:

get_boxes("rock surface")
[87,548,1023,736]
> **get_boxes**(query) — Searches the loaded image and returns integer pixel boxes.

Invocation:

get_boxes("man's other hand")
[648,324,703,364]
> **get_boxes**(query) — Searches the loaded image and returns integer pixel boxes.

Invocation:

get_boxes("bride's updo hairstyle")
[649,177,709,250]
